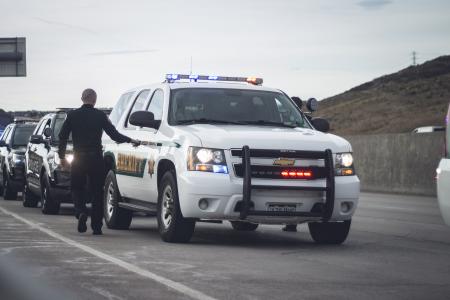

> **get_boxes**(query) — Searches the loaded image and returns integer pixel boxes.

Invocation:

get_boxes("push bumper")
[177,147,359,224]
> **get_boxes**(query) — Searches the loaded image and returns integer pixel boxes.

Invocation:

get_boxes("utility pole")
[411,51,417,66]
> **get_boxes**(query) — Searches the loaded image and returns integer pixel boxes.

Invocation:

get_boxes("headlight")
[188,147,228,173]
[51,153,74,168]
[335,153,355,176]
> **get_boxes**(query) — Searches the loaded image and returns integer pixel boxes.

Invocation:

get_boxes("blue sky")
[0,0,449,110]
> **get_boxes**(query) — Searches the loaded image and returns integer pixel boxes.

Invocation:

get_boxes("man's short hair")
[81,88,97,103]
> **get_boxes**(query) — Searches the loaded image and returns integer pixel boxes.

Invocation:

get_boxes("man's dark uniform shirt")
[58,104,131,231]
[58,104,130,157]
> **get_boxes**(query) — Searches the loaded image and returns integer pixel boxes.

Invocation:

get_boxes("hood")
[178,124,352,153]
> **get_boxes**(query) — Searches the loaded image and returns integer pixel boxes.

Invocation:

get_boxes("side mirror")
[43,127,52,138]
[29,135,44,144]
[291,96,303,109]
[129,111,161,129]
[306,98,319,112]
[0,140,5,147]
[311,118,330,133]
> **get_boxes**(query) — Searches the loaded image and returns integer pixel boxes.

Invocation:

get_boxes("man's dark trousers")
[71,151,105,231]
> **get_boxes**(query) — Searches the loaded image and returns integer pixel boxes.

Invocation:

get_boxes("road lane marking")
[0,206,218,300]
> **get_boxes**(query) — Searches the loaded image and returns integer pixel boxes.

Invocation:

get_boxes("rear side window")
[147,89,164,121]
[126,89,150,128]
[109,92,134,126]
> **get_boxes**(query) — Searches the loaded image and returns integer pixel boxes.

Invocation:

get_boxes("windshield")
[169,88,310,128]
[12,126,35,146]
[52,117,72,143]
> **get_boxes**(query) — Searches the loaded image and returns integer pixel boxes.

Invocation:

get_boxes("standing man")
[59,88,140,235]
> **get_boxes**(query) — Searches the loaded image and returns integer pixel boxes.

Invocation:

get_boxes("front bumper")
[177,148,359,224]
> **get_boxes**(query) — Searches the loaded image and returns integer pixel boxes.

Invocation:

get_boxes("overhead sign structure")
[0,37,26,77]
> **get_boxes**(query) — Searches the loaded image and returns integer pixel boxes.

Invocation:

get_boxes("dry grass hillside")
[317,56,450,135]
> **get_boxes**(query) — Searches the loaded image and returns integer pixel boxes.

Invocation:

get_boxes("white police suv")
[102,74,360,243]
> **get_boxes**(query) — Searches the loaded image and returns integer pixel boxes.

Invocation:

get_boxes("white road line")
[0,206,218,300]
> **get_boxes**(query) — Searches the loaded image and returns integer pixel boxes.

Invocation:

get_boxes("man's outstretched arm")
[102,114,140,146]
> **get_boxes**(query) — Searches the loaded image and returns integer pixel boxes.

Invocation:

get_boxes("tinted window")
[126,89,150,128]
[169,88,309,128]
[12,126,35,146]
[110,92,134,126]
[52,117,72,143]
[147,89,164,121]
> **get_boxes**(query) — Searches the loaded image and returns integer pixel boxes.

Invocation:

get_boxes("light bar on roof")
[165,74,263,85]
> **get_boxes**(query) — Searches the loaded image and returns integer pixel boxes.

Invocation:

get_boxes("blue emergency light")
[165,74,263,85]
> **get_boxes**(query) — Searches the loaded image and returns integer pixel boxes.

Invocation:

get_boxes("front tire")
[41,173,60,215]
[230,221,259,231]
[103,170,132,230]
[308,219,351,244]
[3,172,18,200]
[157,171,195,243]
[22,182,39,207]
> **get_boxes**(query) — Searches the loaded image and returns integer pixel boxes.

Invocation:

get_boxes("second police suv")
[102,74,360,243]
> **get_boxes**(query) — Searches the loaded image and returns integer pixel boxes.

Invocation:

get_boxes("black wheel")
[3,171,18,200]
[22,182,39,208]
[230,221,259,231]
[103,170,132,230]
[157,171,195,243]
[308,219,352,244]
[41,173,60,215]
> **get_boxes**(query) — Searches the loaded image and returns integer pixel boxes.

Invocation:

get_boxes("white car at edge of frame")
[437,104,450,226]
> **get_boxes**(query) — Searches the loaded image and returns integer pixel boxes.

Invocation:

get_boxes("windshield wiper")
[240,120,297,128]
[177,118,245,125]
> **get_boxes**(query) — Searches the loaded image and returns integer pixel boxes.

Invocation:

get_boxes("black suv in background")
[25,111,73,213]
[0,121,37,200]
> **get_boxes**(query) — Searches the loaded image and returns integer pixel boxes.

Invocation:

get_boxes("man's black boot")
[77,213,88,233]
[92,229,103,235]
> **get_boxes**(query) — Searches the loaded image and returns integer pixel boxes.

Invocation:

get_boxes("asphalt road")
[0,192,449,300]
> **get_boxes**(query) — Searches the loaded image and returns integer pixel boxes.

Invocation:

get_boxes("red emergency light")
[281,170,313,179]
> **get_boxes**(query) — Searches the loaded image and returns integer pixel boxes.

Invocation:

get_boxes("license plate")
[267,204,297,212]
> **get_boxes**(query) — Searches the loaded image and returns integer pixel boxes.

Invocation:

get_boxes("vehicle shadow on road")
[128,220,350,250]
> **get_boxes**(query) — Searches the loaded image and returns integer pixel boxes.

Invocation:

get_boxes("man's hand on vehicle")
[130,139,141,147]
